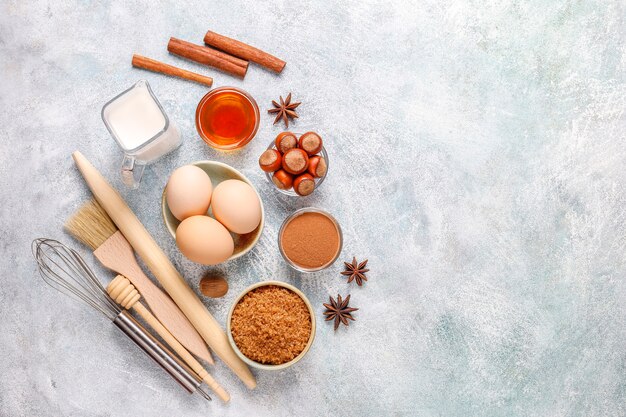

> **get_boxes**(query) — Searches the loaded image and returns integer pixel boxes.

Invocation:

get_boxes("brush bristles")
[64,199,118,250]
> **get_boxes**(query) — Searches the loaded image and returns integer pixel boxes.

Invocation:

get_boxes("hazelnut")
[272,170,294,190]
[275,132,297,154]
[298,132,323,155]
[307,156,327,178]
[282,148,309,175]
[259,149,282,172]
[293,173,315,196]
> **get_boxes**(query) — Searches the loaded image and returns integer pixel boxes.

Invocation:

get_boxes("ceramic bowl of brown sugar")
[227,281,316,370]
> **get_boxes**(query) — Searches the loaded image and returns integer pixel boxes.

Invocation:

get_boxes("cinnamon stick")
[204,30,286,73]
[131,54,213,87]
[203,46,248,69]
[167,37,248,78]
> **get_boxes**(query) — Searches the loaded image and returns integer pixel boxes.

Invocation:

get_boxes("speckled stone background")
[1,1,626,416]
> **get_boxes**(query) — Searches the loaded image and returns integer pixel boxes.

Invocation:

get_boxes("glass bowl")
[227,281,316,371]
[264,133,329,196]
[278,207,343,272]
[195,87,260,150]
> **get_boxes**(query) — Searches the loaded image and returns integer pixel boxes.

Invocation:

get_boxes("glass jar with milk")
[102,80,181,188]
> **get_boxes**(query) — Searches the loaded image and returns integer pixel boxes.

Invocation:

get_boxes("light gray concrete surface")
[1,1,626,416]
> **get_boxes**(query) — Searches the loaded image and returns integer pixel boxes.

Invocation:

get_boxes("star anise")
[268,92,300,127]
[341,257,369,286]
[323,294,358,330]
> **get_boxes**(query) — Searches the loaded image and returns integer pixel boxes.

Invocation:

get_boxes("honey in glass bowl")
[196,87,260,150]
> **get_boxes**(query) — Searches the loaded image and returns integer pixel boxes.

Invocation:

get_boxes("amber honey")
[196,87,260,150]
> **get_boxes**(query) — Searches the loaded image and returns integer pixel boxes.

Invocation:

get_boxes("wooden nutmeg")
[259,149,282,172]
[282,148,309,175]
[307,156,327,178]
[199,273,229,298]
[298,132,323,155]
[272,170,294,190]
[275,132,297,154]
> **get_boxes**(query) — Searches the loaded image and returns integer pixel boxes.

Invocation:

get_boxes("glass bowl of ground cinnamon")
[227,281,315,370]
[279,207,343,272]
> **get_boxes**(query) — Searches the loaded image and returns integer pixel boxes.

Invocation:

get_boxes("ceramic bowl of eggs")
[162,161,264,265]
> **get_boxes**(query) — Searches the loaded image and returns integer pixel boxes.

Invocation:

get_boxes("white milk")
[106,85,166,150]
[102,80,181,188]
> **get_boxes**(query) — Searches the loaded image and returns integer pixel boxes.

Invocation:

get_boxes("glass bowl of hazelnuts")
[259,131,328,196]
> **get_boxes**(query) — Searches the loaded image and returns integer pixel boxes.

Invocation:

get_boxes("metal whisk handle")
[113,311,207,397]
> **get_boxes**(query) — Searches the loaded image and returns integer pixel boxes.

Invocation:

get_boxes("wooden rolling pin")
[72,151,256,389]
[107,275,230,402]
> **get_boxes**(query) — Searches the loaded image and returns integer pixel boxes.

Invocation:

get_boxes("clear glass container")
[278,207,343,272]
[195,87,260,150]
[264,134,329,196]
[102,80,181,188]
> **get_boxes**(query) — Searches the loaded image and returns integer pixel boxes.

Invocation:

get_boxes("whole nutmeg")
[199,273,228,298]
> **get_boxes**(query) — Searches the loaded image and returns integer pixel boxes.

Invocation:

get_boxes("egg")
[211,179,262,234]
[176,215,234,265]
[166,165,213,221]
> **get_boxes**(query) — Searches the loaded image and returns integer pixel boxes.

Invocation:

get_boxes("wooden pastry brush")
[65,199,214,365]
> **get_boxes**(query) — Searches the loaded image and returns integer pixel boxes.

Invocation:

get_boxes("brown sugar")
[280,212,340,269]
[230,285,312,365]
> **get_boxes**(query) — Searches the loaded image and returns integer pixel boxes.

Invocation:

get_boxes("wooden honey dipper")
[107,275,230,402]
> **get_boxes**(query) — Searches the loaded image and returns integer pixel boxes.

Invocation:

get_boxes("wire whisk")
[31,238,211,402]
[32,238,120,320]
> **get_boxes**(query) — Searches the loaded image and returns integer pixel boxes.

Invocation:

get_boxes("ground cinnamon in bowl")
[279,208,342,272]
[228,283,314,369]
